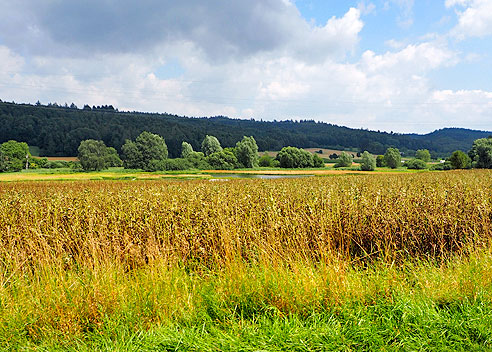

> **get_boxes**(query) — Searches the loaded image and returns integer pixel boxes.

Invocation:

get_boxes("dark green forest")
[0,101,490,157]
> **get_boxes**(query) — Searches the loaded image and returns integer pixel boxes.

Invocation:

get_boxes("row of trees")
[77,132,262,171]
[4,100,490,158]
[4,134,492,173]
[77,132,329,171]
[368,138,492,171]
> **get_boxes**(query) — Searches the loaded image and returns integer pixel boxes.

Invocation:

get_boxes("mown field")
[1,171,492,350]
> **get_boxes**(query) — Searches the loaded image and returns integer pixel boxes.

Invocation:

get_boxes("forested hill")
[0,101,490,157]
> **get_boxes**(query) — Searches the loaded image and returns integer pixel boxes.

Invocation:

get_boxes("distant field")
[44,156,78,161]
[1,170,492,349]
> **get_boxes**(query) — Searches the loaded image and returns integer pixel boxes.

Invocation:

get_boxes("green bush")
[207,150,238,170]
[405,159,428,170]
[430,162,453,171]
[186,152,211,169]
[44,161,67,169]
[259,154,275,167]
[146,158,193,171]
[29,157,48,169]
[277,147,321,168]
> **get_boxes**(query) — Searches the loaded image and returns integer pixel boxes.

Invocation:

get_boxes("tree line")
[3,133,492,173]
[1,100,490,158]
[77,132,325,171]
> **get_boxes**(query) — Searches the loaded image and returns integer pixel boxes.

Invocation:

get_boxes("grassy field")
[1,171,492,350]
[0,166,420,182]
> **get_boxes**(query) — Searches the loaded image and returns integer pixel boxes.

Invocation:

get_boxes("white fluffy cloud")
[446,0,492,38]
[0,1,491,134]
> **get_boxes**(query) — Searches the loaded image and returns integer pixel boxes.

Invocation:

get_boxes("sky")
[0,0,491,134]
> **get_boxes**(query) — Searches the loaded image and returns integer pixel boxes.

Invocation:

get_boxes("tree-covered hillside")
[0,101,489,157]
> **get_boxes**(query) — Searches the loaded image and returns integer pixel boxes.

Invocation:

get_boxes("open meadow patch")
[1,171,492,350]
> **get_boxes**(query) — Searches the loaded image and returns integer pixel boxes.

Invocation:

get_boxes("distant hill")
[409,128,492,154]
[0,101,489,157]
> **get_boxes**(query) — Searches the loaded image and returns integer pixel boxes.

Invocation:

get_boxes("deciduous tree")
[415,149,431,162]
[360,151,376,171]
[77,139,110,171]
[448,150,471,169]
[235,136,259,168]
[384,148,401,169]
[469,138,492,168]
[201,135,222,156]
[334,152,353,168]
[122,131,168,170]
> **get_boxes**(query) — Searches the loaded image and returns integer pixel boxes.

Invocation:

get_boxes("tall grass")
[1,170,492,348]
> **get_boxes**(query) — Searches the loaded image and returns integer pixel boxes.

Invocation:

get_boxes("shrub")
[430,162,453,171]
[259,154,275,167]
[207,150,238,170]
[186,152,211,169]
[147,158,193,171]
[405,158,428,170]
[44,161,67,169]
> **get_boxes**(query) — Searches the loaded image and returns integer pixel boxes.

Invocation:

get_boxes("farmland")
[1,171,492,350]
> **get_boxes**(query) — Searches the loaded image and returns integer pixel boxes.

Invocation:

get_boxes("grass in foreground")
[1,170,492,350]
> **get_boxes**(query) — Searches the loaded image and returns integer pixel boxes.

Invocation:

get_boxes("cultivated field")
[1,171,492,349]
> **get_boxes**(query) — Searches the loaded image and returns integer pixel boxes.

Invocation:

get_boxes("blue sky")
[0,0,491,133]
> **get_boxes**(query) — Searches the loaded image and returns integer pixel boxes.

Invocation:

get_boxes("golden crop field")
[1,170,492,348]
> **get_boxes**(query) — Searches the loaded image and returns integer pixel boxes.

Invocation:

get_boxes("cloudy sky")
[1,0,491,133]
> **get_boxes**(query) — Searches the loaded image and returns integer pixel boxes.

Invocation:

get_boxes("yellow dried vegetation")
[1,171,491,270]
[1,170,492,340]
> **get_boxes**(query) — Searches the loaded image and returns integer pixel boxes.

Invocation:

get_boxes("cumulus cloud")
[446,0,492,39]
[0,1,491,134]
[0,0,362,63]
[361,42,457,74]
